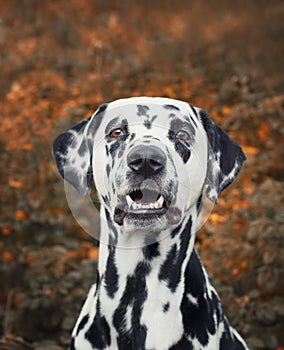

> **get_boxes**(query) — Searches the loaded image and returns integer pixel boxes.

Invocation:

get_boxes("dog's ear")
[198,109,246,203]
[53,104,107,196]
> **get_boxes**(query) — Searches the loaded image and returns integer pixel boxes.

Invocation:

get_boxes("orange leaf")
[242,146,259,155]
[8,179,23,189]
[15,210,27,220]
[257,122,270,142]
[2,226,12,235]
[23,143,33,150]
[2,252,14,261]
[88,247,99,260]
[65,250,78,259]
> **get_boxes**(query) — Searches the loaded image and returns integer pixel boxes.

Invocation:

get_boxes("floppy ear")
[52,104,108,196]
[53,117,93,196]
[198,109,246,203]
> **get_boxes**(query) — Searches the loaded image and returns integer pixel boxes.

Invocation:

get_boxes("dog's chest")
[99,259,185,350]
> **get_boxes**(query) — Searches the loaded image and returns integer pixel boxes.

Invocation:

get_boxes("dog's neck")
[94,204,206,348]
[97,203,202,294]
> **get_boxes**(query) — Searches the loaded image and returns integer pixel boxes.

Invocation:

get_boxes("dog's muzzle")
[113,145,181,226]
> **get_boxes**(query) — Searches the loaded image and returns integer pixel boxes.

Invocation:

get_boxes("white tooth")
[154,201,159,209]
[157,196,164,207]
[150,203,155,209]
[126,195,133,207]
[132,202,138,209]
[137,203,142,209]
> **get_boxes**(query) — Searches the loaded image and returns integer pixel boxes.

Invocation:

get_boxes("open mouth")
[114,188,168,225]
[126,189,166,212]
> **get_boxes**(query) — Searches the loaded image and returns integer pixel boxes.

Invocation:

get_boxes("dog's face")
[91,101,208,232]
[53,97,246,234]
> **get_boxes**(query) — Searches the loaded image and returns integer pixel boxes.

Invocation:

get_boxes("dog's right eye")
[109,128,123,138]
[176,130,190,141]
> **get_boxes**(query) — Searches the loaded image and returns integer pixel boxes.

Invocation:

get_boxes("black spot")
[169,128,191,162]
[105,116,119,135]
[220,318,232,349]
[102,195,109,205]
[185,249,206,297]
[163,302,170,313]
[143,119,151,129]
[196,193,203,215]
[105,145,109,156]
[76,314,89,336]
[85,298,111,349]
[94,271,101,297]
[142,114,157,130]
[142,242,160,260]
[108,119,129,158]
[211,291,222,324]
[170,222,183,238]
[95,103,108,115]
[106,164,110,177]
[168,119,194,163]
[164,104,180,111]
[190,115,198,128]
[181,249,216,346]
[104,208,119,244]
[159,218,192,292]
[189,104,198,118]
[78,138,88,156]
[151,114,157,123]
[87,104,108,140]
[69,337,75,350]
[130,133,136,142]
[104,246,119,298]
[113,262,150,349]
[169,335,193,350]
[137,105,150,116]
[220,317,245,349]
[109,140,120,157]
[75,116,92,130]
[218,125,245,178]
[159,243,177,285]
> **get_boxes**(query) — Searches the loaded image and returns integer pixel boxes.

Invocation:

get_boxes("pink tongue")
[134,189,159,204]
[166,207,181,224]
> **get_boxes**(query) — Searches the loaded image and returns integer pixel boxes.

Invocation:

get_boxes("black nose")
[127,145,166,177]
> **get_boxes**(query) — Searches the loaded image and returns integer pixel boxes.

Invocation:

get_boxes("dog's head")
[53,97,245,233]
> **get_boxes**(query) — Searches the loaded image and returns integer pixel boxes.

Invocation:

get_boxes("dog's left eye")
[109,128,123,138]
[176,130,190,141]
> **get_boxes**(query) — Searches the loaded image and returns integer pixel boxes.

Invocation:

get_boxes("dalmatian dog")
[53,97,249,350]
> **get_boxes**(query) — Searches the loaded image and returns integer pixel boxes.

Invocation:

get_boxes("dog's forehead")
[100,98,199,131]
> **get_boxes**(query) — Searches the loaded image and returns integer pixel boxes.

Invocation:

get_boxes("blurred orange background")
[0,1,283,349]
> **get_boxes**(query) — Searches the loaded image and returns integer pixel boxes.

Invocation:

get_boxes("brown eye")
[176,130,190,141]
[110,128,123,138]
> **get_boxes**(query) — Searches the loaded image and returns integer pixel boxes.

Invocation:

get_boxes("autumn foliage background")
[0,1,283,349]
